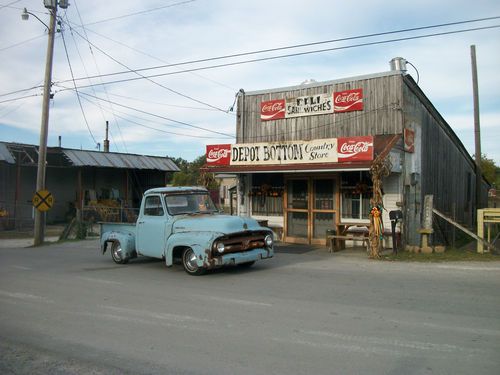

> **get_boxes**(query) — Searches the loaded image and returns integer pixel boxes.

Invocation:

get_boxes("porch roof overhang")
[202,161,372,174]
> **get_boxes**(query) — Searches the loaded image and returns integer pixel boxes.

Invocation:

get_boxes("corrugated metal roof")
[0,142,15,164]
[62,149,180,171]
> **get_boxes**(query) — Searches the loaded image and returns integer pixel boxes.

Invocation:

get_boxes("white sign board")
[231,138,338,166]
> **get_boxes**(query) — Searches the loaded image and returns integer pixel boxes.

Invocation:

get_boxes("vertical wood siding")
[236,74,404,143]
[402,78,477,229]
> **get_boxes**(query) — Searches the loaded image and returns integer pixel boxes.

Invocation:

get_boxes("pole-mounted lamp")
[22,0,68,246]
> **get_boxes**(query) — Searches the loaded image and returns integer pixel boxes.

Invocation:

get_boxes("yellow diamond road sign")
[32,190,54,212]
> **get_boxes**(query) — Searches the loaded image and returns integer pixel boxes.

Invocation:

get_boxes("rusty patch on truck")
[204,248,217,269]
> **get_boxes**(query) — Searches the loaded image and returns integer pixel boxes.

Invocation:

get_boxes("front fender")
[101,231,136,258]
[164,232,221,267]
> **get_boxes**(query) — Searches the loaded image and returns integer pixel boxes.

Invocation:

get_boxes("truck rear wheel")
[111,241,128,264]
[182,248,205,276]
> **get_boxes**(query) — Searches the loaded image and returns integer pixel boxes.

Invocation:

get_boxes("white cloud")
[1,0,499,163]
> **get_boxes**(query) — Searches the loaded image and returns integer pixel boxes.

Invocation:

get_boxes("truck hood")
[172,214,264,235]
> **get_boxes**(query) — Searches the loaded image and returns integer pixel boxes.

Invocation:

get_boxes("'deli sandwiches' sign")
[260,89,363,121]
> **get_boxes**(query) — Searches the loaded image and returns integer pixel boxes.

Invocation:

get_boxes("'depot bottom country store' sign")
[206,136,373,166]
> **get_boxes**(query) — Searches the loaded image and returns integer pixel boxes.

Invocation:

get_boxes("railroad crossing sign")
[32,190,54,212]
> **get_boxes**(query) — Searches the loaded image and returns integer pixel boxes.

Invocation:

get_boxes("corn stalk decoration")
[368,155,392,258]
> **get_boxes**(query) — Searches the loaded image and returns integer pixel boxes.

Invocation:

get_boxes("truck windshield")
[164,192,218,215]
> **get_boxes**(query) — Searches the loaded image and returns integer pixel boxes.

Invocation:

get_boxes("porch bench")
[327,234,370,253]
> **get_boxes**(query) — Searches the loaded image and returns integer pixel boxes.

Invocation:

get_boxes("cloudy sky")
[1,0,499,164]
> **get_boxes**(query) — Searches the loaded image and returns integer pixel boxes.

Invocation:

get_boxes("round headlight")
[264,234,273,248]
[216,242,225,253]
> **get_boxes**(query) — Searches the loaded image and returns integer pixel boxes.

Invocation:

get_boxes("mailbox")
[389,210,403,221]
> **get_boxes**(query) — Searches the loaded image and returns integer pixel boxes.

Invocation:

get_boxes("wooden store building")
[203,58,488,248]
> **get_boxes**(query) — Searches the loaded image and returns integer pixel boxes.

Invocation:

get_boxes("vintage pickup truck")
[100,186,274,275]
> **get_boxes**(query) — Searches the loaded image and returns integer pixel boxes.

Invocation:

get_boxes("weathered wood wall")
[236,72,404,143]
[402,75,482,234]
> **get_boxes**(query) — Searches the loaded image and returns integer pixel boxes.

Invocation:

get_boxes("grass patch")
[381,248,500,262]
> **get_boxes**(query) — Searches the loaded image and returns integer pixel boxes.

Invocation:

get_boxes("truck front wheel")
[111,241,128,264]
[182,248,205,276]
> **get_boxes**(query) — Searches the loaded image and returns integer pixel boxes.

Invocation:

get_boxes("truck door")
[136,194,169,258]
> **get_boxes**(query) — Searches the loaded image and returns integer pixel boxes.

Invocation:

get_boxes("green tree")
[479,154,498,185]
[168,155,219,190]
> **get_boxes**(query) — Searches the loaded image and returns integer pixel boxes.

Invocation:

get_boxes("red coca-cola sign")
[260,99,286,121]
[206,144,231,165]
[337,136,373,161]
[333,89,363,113]
[404,128,415,153]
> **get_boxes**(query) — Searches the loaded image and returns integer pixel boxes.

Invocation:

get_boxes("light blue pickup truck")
[100,187,274,275]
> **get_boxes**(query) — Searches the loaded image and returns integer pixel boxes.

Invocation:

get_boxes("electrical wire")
[68,21,236,92]
[55,23,500,92]
[67,3,127,152]
[61,89,235,138]
[56,16,500,85]
[78,94,230,139]
[60,25,99,145]
[62,23,231,114]
[0,93,41,104]
[80,0,197,27]
[0,0,21,10]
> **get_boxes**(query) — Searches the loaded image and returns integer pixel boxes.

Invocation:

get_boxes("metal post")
[470,45,482,211]
[33,4,57,246]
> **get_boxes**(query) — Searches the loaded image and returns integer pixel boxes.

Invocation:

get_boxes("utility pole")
[470,45,482,211]
[33,1,58,246]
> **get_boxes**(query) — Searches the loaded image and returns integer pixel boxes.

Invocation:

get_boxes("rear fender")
[101,231,136,258]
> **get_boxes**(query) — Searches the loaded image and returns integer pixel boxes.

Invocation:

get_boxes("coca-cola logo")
[262,102,284,113]
[337,137,373,161]
[335,92,361,104]
[207,149,229,161]
[206,144,231,165]
[333,89,363,113]
[261,99,286,121]
[340,142,369,154]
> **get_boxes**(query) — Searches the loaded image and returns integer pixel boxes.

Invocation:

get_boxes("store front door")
[284,177,338,245]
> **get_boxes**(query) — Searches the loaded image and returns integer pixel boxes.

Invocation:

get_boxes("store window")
[250,174,284,216]
[341,171,372,221]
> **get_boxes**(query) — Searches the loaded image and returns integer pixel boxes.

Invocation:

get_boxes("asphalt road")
[1,239,499,375]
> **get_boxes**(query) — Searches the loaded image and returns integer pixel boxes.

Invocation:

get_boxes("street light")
[22,1,68,246]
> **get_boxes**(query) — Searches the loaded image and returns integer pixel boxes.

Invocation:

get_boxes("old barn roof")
[62,149,179,171]
[0,141,179,172]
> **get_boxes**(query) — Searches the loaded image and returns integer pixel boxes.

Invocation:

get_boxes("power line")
[60,25,99,145]
[56,16,500,85]
[54,23,500,92]
[79,94,230,139]
[0,0,21,10]
[69,21,236,92]
[0,83,44,98]
[61,89,235,138]
[68,2,128,152]
[63,23,231,114]
[0,93,41,104]
[80,0,197,27]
